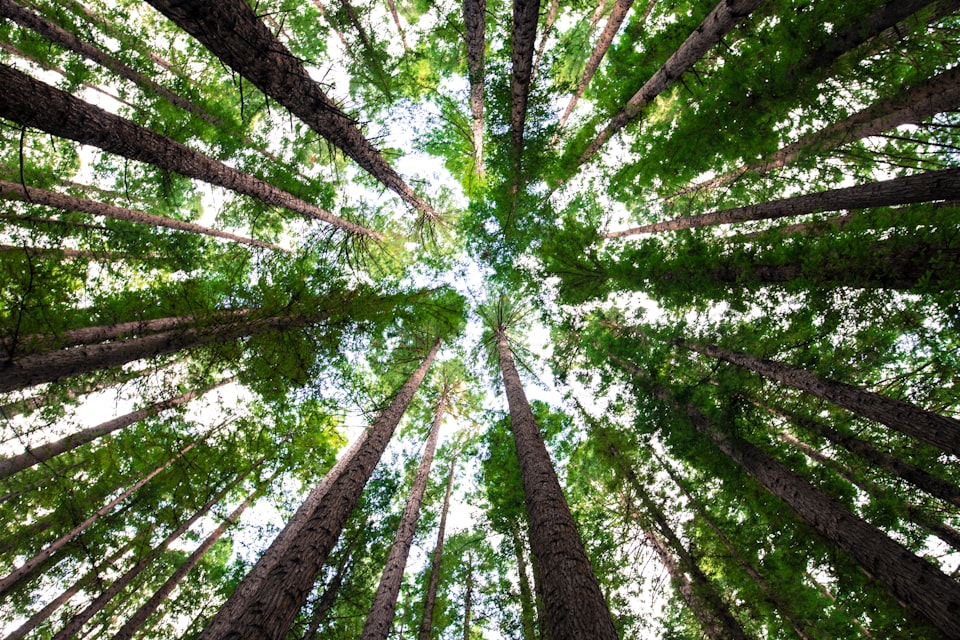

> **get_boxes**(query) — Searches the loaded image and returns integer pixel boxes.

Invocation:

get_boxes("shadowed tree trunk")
[576,0,762,167]
[145,0,439,221]
[0,64,376,238]
[496,329,618,639]
[417,448,459,640]
[384,0,409,50]
[510,0,542,173]
[198,340,440,640]
[604,167,960,237]
[0,180,286,251]
[463,0,486,175]
[531,0,560,81]
[361,393,447,640]
[302,529,362,640]
[509,520,539,640]
[463,551,474,640]
[0,377,234,480]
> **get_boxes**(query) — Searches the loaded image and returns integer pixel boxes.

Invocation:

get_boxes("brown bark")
[0,64,376,238]
[605,167,960,237]
[496,331,618,639]
[510,0,542,170]
[361,395,447,640]
[463,0,486,175]
[199,340,440,640]
[0,438,200,598]
[510,520,539,640]
[0,180,287,251]
[673,66,960,198]
[678,339,960,457]
[303,530,362,640]
[532,0,560,81]
[463,552,473,640]
[417,448,458,640]
[52,464,261,640]
[0,377,233,480]
[145,0,439,222]
[577,0,762,167]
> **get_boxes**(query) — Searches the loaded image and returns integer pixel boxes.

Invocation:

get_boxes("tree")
[417,444,458,640]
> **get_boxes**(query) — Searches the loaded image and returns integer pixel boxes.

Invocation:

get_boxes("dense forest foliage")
[1,0,958,638]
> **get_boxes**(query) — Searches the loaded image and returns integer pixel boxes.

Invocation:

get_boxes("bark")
[52,464,261,640]
[417,448,458,640]
[678,339,960,457]
[510,0,542,170]
[0,370,141,420]
[463,552,473,640]
[673,66,960,198]
[0,438,200,598]
[510,521,539,640]
[0,64,376,238]
[462,0,486,175]
[302,530,362,640]
[554,0,642,137]
[109,468,271,640]
[361,394,446,640]
[531,0,560,81]
[779,432,960,552]
[0,377,233,480]
[577,0,762,167]
[496,330,618,639]
[145,0,439,222]
[604,167,960,237]
[0,179,287,251]
[384,0,409,51]
[198,339,440,640]
[771,405,960,508]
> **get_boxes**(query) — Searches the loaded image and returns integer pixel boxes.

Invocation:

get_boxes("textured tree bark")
[0,377,233,479]
[496,331,618,639]
[679,339,960,457]
[0,180,286,251]
[604,167,960,236]
[462,0,486,175]
[417,447,458,640]
[361,395,447,640]
[510,0,542,170]
[463,552,474,640]
[577,0,762,166]
[145,0,438,222]
[199,340,440,640]
[0,64,376,238]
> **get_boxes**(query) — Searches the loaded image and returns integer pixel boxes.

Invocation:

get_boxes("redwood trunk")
[0,180,285,251]
[0,377,232,480]
[510,521,538,640]
[463,0,486,175]
[145,0,438,222]
[510,0,542,169]
[496,331,618,639]
[463,553,473,640]
[0,64,375,238]
[417,449,458,640]
[303,530,361,640]
[199,340,440,640]
[361,395,447,640]
[680,339,960,457]
[577,0,762,166]
[605,167,960,236]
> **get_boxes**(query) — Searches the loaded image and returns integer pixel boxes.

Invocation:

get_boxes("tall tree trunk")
[531,0,560,81]
[199,340,440,640]
[361,394,447,640]
[576,0,762,167]
[463,551,473,640]
[671,66,960,198]
[337,0,395,100]
[108,466,273,640]
[510,0,542,173]
[650,450,816,640]
[0,180,286,251]
[417,447,458,640]
[496,330,618,639]
[384,0,409,50]
[510,520,539,640]
[302,529,362,640]
[604,167,960,237]
[53,464,264,640]
[0,369,142,420]
[0,64,377,239]
[145,0,439,222]
[675,338,960,457]
[462,0,486,176]
[0,436,203,597]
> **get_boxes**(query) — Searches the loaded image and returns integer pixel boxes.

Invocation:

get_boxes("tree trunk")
[677,338,960,457]
[496,330,618,639]
[0,179,286,251]
[417,447,458,640]
[52,464,263,640]
[303,529,362,640]
[672,66,960,198]
[510,0,542,171]
[198,339,440,640]
[361,394,447,640]
[463,551,473,640]
[554,0,641,137]
[0,64,376,239]
[108,467,272,640]
[805,571,877,640]
[384,0,409,50]
[510,520,539,640]
[145,0,439,222]
[577,0,762,167]
[0,437,201,598]
[0,369,142,420]
[0,377,234,480]
[462,0,486,176]
[337,0,395,100]
[531,0,560,81]
[604,167,960,236]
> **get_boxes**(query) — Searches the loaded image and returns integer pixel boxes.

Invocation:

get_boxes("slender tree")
[417,446,459,640]
[463,0,486,175]
[509,0,542,173]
